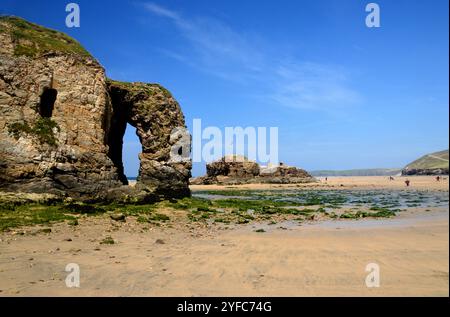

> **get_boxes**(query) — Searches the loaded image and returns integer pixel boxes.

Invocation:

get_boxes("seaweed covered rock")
[0,16,191,201]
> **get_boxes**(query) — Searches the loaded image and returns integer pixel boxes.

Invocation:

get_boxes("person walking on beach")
[436,176,440,182]
[405,179,410,187]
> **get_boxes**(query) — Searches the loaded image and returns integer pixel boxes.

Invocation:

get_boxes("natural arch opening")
[108,120,141,186]
[122,123,141,183]
[39,88,57,118]
[107,84,143,186]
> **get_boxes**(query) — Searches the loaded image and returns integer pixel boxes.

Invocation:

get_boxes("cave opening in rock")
[39,88,57,118]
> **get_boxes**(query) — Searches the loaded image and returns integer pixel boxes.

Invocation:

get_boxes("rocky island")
[191,155,314,185]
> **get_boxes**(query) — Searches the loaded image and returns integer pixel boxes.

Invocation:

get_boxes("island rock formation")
[191,155,314,185]
[0,17,191,201]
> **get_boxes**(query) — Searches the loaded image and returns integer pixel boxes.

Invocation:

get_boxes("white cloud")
[270,62,362,110]
[142,2,264,81]
[141,2,362,112]
[143,2,180,21]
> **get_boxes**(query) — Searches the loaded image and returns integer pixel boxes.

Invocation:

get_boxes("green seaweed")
[0,203,77,231]
[100,236,115,245]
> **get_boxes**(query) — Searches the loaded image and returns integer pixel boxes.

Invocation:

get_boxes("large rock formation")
[259,163,312,181]
[0,16,191,201]
[206,155,260,179]
[191,155,314,185]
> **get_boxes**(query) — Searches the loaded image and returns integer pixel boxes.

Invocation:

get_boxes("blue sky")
[1,0,448,177]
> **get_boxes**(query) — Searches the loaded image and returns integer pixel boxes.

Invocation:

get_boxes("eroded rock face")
[260,164,311,178]
[258,164,313,184]
[206,156,259,179]
[0,17,191,200]
[0,22,119,196]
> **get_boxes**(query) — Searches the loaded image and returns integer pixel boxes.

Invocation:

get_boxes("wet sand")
[0,209,447,296]
[0,176,448,296]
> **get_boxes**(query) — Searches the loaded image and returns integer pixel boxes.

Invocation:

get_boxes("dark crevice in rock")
[39,88,57,118]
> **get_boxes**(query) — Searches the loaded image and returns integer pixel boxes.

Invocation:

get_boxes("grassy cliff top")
[405,149,449,170]
[107,79,173,99]
[0,16,91,58]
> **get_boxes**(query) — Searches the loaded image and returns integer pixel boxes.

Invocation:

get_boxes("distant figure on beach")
[436,176,440,182]
[405,179,410,187]
[325,177,328,182]
[389,176,395,181]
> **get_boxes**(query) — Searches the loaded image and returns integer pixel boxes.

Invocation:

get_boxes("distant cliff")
[311,168,401,177]
[402,150,449,175]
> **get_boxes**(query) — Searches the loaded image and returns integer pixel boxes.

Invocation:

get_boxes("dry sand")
[0,176,448,296]
[191,175,449,191]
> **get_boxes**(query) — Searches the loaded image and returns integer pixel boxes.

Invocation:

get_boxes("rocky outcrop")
[206,155,260,179]
[0,17,191,201]
[259,164,312,183]
[402,168,449,176]
[191,156,314,185]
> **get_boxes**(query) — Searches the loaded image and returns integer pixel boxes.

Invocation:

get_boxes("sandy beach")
[191,175,449,191]
[0,176,448,296]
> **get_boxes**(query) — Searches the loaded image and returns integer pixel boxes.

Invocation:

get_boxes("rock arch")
[106,80,192,199]
[0,16,191,201]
